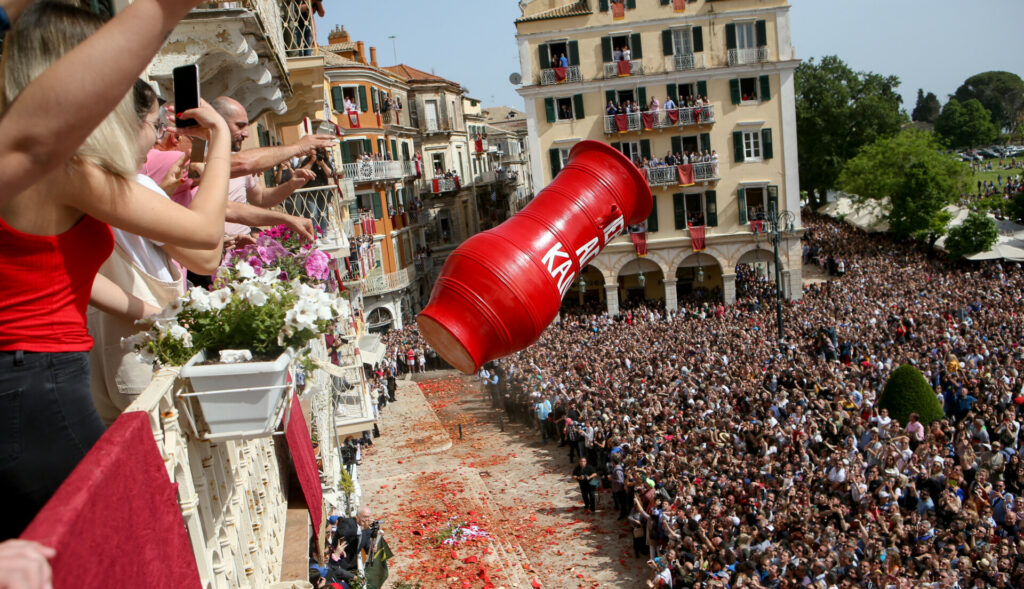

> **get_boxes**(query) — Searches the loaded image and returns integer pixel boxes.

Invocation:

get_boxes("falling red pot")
[417,140,652,374]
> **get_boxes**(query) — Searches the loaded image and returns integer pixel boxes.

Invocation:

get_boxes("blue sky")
[319,0,1024,111]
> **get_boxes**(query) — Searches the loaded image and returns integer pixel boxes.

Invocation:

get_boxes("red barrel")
[417,140,652,374]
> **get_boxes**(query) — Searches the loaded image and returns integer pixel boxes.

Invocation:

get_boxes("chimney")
[355,41,365,63]
[370,46,378,67]
[328,25,349,45]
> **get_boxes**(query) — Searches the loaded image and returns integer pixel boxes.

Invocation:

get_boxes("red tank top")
[0,214,114,351]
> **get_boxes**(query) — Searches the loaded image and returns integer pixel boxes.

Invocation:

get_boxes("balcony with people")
[603,90,715,135]
[537,39,583,85]
[601,32,644,78]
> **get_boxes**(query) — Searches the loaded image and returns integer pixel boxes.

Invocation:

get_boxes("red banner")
[750,220,764,234]
[617,60,631,76]
[475,138,484,153]
[553,66,567,82]
[414,159,422,178]
[694,106,707,123]
[21,412,202,588]
[677,164,695,186]
[284,391,323,544]
[615,113,629,132]
[641,112,655,130]
[667,109,679,124]
[432,178,440,193]
[348,112,360,128]
[376,112,382,127]
[689,224,706,251]
[362,217,375,235]
[612,1,626,18]
[630,231,647,256]
[673,0,686,12]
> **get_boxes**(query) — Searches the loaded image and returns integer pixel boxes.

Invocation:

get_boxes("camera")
[369,520,380,539]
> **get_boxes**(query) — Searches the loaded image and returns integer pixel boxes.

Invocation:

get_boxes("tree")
[795,56,906,208]
[837,129,967,243]
[879,364,944,427]
[911,89,940,123]
[944,212,999,260]
[954,71,1024,135]
[934,98,998,149]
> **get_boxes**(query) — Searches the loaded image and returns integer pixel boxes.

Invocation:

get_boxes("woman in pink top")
[905,413,926,449]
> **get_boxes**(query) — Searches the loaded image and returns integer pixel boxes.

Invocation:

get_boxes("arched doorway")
[561,264,606,313]
[735,247,777,301]
[366,306,394,333]
[675,252,722,305]
[617,257,664,310]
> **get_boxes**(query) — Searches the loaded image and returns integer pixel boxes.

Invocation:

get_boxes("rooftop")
[516,0,592,23]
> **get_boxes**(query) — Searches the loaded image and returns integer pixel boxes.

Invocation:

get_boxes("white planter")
[179,349,293,439]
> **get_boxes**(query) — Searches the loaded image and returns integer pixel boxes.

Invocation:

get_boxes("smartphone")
[173,64,200,128]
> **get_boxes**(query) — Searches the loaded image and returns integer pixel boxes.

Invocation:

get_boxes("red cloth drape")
[432,178,440,192]
[617,60,631,76]
[475,138,484,153]
[612,1,625,18]
[750,220,764,234]
[284,391,323,544]
[362,217,375,235]
[376,112,382,127]
[673,0,686,12]
[454,176,461,189]
[667,109,679,124]
[414,159,422,178]
[348,112,360,128]
[641,112,655,130]
[553,66,567,82]
[615,113,629,132]
[21,412,202,588]
[689,225,706,251]
[630,231,647,256]
[677,164,695,186]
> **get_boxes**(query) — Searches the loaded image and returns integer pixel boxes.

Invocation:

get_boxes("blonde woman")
[0,1,229,539]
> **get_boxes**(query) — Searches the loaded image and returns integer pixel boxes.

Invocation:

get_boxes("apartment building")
[515,0,802,313]
[483,106,537,214]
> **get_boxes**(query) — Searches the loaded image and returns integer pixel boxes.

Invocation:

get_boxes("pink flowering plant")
[216,225,332,287]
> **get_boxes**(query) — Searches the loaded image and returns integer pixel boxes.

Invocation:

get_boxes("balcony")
[280,0,313,58]
[604,60,644,78]
[728,46,770,66]
[380,109,405,127]
[341,160,417,183]
[540,65,583,85]
[357,265,417,296]
[496,169,520,184]
[664,53,706,72]
[644,162,720,187]
[427,177,459,194]
[603,105,715,134]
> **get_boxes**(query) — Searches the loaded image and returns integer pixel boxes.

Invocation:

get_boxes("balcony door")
[672,28,692,56]
[735,22,756,50]
[424,100,439,131]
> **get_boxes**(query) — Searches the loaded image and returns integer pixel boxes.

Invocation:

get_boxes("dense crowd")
[479,213,1024,588]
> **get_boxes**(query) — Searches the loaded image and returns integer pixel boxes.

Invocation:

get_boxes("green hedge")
[878,364,945,427]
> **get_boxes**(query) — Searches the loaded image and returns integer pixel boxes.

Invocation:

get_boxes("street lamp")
[760,202,797,351]
[695,257,705,284]
[577,275,586,305]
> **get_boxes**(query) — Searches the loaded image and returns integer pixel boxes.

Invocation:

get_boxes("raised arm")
[0,0,202,202]
[229,135,336,178]
[245,168,314,208]
[225,200,316,241]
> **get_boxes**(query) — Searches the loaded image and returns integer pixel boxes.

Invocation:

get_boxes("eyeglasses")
[153,118,168,141]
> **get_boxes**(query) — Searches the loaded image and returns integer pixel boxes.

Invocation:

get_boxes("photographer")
[572,457,598,513]
[292,147,335,233]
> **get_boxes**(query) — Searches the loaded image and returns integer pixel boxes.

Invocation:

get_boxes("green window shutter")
[696,79,708,98]
[401,142,410,161]
[544,97,556,123]
[700,132,711,152]
[363,138,372,154]
[729,78,741,104]
[371,87,379,112]
[725,23,737,50]
[611,141,622,152]
[601,36,613,63]
[637,86,647,107]
[756,20,768,47]
[759,75,771,101]
[549,148,562,176]
[626,0,636,9]
[692,26,703,52]
[662,29,673,56]
[647,196,659,232]
[640,139,651,160]
[673,193,687,230]
[705,190,717,227]
[568,41,580,66]
[667,83,678,105]
[660,0,670,4]
[768,185,779,212]
[371,191,383,219]
[539,44,550,69]
[606,89,616,105]
[762,128,774,159]
[340,141,353,164]
[630,33,643,59]
[390,139,398,158]
[357,86,368,112]
[671,136,682,155]
[573,94,585,119]
[733,131,745,162]
[599,0,609,11]
[737,187,747,225]
[331,86,344,112]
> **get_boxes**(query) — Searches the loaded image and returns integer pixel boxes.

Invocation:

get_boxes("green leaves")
[945,212,999,260]
[954,71,1024,134]
[935,98,998,149]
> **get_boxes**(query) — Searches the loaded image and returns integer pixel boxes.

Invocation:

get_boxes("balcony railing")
[644,162,720,186]
[539,65,583,85]
[429,177,459,194]
[728,46,770,66]
[603,105,715,134]
[496,169,520,184]
[664,53,706,72]
[278,184,352,253]
[380,109,404,127]
[279,0,312,58]
[604,59,644,78]
[341,160,417,183]
[360,265,417,296]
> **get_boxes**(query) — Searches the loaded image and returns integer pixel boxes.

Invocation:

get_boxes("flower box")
[178,349,294,440]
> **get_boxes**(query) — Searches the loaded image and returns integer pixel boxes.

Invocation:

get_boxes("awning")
[357,334,386,367]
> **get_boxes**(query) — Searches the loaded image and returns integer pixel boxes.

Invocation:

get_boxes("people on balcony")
[648,96,660,112]
[294,0,323,57]
[558,53,569,68]
[292,147,335,233]
[0,2,234,540]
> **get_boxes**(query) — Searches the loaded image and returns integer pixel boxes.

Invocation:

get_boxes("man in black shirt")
[572,457,597,512]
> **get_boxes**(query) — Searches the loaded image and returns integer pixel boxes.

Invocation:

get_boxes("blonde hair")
[0,1,138,178]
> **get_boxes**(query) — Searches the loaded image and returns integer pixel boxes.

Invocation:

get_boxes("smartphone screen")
[173,64,200,128]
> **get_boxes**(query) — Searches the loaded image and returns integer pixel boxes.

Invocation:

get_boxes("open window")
[730,75,771,104]
[556,97,575,121]
[685,193,705,227]
[431,152,446,176]
[342,87,358,110]
[744,186,766,222]
[601,33,642,63]
[740,78,758,102]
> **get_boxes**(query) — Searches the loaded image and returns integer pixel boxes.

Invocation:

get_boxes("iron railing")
[539,66,583,85]
[727,46,770,66]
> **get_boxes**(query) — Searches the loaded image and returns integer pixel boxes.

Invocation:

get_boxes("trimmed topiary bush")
[879,364,945,427]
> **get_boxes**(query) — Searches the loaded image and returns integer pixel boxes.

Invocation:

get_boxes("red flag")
[553,66,567,82]
[677,164,695,186]
[673,0,686,11]
[617,60,631,76]
[641,112,655,130]
[376,112,382,126]
[615,113,629,132]
[630,230,647,256]
[750,220,764,234]
[475,138,484,153]
[667,109,679,124]
[432,178,440,193]
[612,1,625,18]
[348,112,360,128]
[690,224,706,251]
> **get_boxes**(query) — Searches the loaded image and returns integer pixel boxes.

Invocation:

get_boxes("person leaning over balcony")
[294,147,335,233]
[663,95,676,111]
[294,0,323,57]
[0,0,209,205]
[0,1,232,541]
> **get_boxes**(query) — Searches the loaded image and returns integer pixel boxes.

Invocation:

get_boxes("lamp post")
[764,203,796,351]
[578,275,586,305]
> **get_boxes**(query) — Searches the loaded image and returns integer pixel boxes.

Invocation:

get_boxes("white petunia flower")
[235,260,256,279]
[135,347,156,365]
[121,332,150,350]
[188,287,213,312]
[209,288,232,310]
[245,287,268,307]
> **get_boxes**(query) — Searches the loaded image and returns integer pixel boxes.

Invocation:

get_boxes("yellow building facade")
[516,0,802,312]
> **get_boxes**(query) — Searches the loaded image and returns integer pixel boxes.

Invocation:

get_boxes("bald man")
[326,506,375,583]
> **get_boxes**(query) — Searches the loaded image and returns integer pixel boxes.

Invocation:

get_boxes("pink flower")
[304,249,330,281]
[246,256,264,275]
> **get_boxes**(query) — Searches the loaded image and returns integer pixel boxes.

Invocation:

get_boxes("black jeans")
[0,351,106,539]
[579,482,596,511]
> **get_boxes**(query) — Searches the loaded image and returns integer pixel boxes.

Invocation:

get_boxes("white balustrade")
[728,46,770,66]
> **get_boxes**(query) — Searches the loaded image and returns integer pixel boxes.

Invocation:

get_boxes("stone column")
[605,284,620,316]
[722,273,737,305]
[788,266,804,301]
[663,279,678,314]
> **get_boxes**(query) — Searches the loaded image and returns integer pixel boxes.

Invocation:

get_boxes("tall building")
[482,106,537,213]
[515,0,802,313]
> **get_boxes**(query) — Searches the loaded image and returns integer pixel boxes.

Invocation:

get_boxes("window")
[424,100,439,131]
[739,78,758,102]
[744,186,766,221]
[556,97,575,120]
[549,146,574,176]
[742,130,762,161]
[673,191,717,229]
[601,33,642,63]
[431,152,446,176]
[730,75,771,105]
[733,128,773,163]
[545,95,585,123]
[735,22,756,50]
[538,40,580,70]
